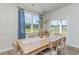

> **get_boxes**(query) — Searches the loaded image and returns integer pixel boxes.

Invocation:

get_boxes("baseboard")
[0,47,13,55]
[67,45,79,53]
[0,47,13,52]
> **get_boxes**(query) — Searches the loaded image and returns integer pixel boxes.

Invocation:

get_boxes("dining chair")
[49,40,59,55]
[12,40,22,55]
[57,37,66,55]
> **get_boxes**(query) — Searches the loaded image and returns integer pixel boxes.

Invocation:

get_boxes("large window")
[62,20,68,36]
[50,20,59,34]
[25,11,40,33]
[50,19,68,37]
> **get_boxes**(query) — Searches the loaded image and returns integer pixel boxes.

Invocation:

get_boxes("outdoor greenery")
[25,19,42,32]
[50,26,67,36]
[25,22,67,37]
[25,24,40,32]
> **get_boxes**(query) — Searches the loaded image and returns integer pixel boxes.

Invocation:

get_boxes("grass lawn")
[25,28,39,32]
[50,27,67,37]
[25,27,67,37]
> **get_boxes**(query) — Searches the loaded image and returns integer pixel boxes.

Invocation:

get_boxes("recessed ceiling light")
[32,4,34,6]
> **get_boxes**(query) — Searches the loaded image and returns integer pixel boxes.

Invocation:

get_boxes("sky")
[25,12,40,24]
[25,12,67,25]
[50,20,67,25]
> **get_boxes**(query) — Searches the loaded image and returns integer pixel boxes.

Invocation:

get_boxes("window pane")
[50,20,59,34]
[50,19,68,36]
[25,12,32,33]
[33,14,40,32]
[62,20,68,37]
[25,11,40,33]
[58,20,62,34]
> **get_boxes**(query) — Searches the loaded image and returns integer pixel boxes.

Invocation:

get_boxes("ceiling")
[17,3,71,15]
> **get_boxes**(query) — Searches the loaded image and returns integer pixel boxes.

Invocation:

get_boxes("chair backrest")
[12,40,19,53]
[62,37,66,42]
[49,40,59,49]
[58,37,66,48]
[61,37,66,45]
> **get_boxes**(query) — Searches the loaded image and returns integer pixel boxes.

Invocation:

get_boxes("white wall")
[0,4,40,51]
[0,3,79,51]
[44,4,79,48]
[0,4,18,51]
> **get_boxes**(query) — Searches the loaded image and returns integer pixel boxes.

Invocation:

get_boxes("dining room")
[0,3,79,55]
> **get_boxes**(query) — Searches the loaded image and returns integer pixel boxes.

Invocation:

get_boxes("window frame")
[25,11,40,33]
[50,19,68,35]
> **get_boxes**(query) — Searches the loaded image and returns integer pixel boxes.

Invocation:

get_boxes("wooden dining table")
[16,35,61,55]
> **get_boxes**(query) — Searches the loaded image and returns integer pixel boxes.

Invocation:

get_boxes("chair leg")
[61,49,65,55]
[55,48,58,55]
[50,48,56,55]
[58,49,65,55]
[50,48,53,55]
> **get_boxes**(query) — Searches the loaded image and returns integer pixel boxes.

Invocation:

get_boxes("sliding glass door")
[50,19,68,37]
[62,20,68,36]
[50,20,59,34]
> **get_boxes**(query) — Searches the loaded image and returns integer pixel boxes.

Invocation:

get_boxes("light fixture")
[32,4,34,6]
